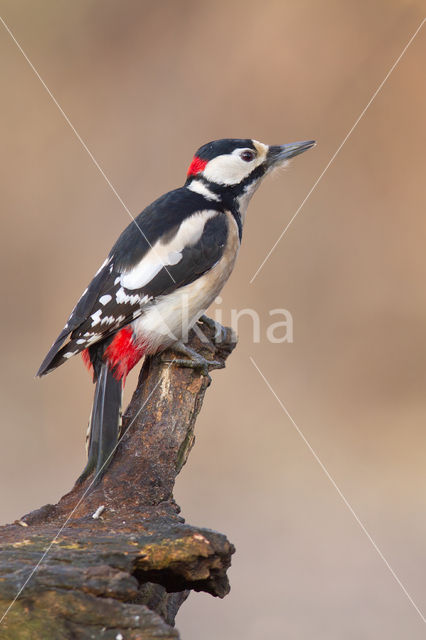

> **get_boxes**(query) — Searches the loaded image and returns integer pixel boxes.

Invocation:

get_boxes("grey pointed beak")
[267,140,316,168]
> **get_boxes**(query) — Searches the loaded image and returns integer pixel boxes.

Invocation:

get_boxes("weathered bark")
[0,319,237,639]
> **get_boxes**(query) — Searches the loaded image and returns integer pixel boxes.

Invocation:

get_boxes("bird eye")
[240,150,256,162]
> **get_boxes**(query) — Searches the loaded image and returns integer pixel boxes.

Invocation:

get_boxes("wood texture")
[0,319,237,639]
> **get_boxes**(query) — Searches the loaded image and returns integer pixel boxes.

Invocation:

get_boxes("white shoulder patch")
[120,210,218,290]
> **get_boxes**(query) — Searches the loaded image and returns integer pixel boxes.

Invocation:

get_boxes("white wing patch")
[120,210,218,290]
[81,332,101,345]
[116,288,149,306]
[90,309,103,326]
[100,315,118,326]
[99,294,112,305]
[63,350,79,359]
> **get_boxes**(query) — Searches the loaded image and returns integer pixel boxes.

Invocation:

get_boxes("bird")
[37,137,315,482]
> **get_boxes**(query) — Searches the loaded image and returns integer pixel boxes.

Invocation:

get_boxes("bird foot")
[161,341,224,377]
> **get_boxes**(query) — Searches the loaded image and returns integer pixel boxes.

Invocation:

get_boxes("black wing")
[37,191,228,376]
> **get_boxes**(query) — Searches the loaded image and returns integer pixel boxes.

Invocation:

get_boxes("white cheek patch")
[203,154,251,185]
[120,210,218,290]
[203,144,268,186]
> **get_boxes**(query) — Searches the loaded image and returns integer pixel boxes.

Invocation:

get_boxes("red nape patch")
[187,155,208,177]
[104,327,145,383]
[81,348,94,380]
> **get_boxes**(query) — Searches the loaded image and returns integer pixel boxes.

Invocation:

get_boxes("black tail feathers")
[77,362,123,485]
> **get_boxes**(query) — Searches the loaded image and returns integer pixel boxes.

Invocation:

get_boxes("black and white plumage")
[37,190,230,376]
[37,137,315,481]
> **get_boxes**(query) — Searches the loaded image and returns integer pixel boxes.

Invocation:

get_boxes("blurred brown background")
[1,1,426,637]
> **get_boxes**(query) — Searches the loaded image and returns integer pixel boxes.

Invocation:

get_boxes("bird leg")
[161,340,224,376]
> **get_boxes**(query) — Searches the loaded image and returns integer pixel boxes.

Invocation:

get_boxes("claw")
[161,340,224,377]
[161,355,223,377]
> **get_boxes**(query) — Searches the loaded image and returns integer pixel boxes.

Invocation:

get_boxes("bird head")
[186,137,315,186]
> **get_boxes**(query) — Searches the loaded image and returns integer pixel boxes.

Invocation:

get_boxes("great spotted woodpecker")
[37,138,315,480]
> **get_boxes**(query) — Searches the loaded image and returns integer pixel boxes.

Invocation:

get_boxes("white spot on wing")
[99,294,112,305]
[91,309,102,326]
[116,287,142,305]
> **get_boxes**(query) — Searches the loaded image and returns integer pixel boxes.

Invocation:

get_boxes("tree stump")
[0,319,237,639]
